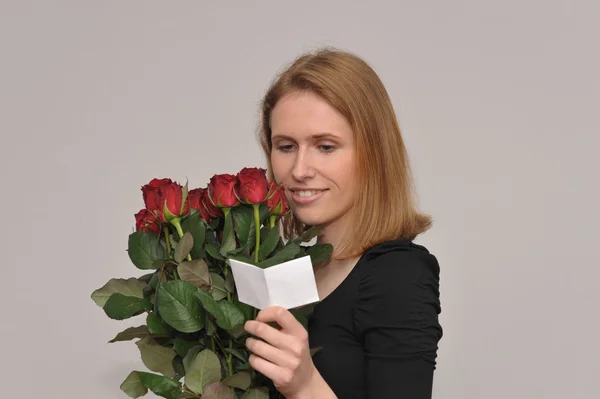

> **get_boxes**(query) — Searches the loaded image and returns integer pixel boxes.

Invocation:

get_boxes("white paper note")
[228,255,320,310]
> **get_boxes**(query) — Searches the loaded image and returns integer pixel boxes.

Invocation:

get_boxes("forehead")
[270,91,353,141]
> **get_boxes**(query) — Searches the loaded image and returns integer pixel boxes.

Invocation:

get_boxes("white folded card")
[228,255,320,310]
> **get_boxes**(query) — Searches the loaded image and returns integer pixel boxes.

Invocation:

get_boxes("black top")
[307,239,443,399]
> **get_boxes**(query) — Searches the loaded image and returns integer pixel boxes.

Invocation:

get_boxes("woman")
[243,48,443,399]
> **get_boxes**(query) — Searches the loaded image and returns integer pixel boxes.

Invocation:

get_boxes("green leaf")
[137,371,181,399]
[209,273,227,301]
[258,203,271,225]
[157,280,205,333]
[195,290,244,332]
[206,239,225,261]
[120,371,148,398]
[135,336,177,378]
[240,204,270,256]
[224,271,235,293]
[228,324,247,339]
[177,259,211,288]
[173,337,201,358]
[195,289,225,322]
[258,226,280,261]
[202,382,235,399]
[149,273,159,290]
[305,243,334,264]
[103,293,152,320]
[292,225,325,244]
[91,278,146,308]
[183,345,203,372]
[128,231,169,270]
[223,348,247,362]
[174,231,194,263]
[231,206,253,247]
[184,349,222,394]
[227,254,256,266]
[181,212,207,259]
[173,356,186,380]
[147,313,172,335]
[222,371,251,390]
[220,211,236,256]
[109,325,150,343]
[181,180,189,215]
[138,272,155,284]
[233,299,254,322]
[243,387,269,399]
[310,346,323,357]
[206,318,217,336]
[257,242,302,268]
[217,301,245,331]
[236,361,252,371]
[290,304,316,331]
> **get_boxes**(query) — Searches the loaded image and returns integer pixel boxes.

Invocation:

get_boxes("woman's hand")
[244,306,316,398]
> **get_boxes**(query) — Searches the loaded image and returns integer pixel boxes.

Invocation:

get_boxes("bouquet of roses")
[91,167,332,399]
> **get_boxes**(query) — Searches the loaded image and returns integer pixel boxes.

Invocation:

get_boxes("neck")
[316,215,349,256]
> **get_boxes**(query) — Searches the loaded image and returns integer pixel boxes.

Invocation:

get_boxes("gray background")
[1,1,598,398]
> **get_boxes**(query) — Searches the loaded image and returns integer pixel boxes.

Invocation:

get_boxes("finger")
[248,353,291,386]
[255,306,307,337]
[245,337,297,369]
[244,320,290,350]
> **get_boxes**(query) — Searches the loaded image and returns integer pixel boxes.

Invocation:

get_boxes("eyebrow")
[271,133,340,140]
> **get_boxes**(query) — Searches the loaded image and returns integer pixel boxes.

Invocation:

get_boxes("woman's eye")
[319,145,336,153]
[276,144,294,152]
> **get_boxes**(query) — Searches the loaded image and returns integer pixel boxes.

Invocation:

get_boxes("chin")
[292,209,331,227]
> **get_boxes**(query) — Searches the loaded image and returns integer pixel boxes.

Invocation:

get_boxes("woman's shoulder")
[357,238,440,282]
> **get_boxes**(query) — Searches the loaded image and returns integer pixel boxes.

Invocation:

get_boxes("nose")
[291,147,315,181]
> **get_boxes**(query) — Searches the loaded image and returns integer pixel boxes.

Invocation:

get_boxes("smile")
[290,189,327,204]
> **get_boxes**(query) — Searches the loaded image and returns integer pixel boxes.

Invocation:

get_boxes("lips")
[288,188,328,205]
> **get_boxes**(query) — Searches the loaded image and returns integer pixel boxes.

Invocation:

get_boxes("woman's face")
[270,91,358,231]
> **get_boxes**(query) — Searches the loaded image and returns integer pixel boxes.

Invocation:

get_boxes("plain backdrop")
[1,1,599,398]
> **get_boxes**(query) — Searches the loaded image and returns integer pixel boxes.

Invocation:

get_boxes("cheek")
[332,156,358,193]
[270,154,287,183]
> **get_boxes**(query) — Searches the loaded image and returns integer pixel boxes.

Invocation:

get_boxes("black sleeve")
[353,248,443,399]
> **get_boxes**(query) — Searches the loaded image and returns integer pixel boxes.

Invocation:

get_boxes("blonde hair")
[258,47,432,260]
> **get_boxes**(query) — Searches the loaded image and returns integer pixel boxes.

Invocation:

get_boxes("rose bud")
[236,167,269,204]
[141,178,173,212]
[157,182,190,223]
[188,188,215,222]
[266,182,289,216]
[201,188,223,218]
[208,174,240,208]
[134,209,161,236]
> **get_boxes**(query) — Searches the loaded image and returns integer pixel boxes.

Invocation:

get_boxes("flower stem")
[253,204,261,320]
[163,227,173,258]
[253,204,260,263]
[171,218,192,262]
[223,266,231,302]
[180,388,201,398]
[227,340,233,377]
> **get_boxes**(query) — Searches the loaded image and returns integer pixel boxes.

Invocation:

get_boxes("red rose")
[134,209,160,236]
[189,188,217,221]
[156,182,190,223]
[201,189,223,218]
[208,174,240,208]
[266,182,289,216]
[236,167,269,204]
[142,178,173,212]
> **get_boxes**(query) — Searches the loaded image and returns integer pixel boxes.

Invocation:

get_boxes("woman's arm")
[354,248,443,398]
[287,367,338,399]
